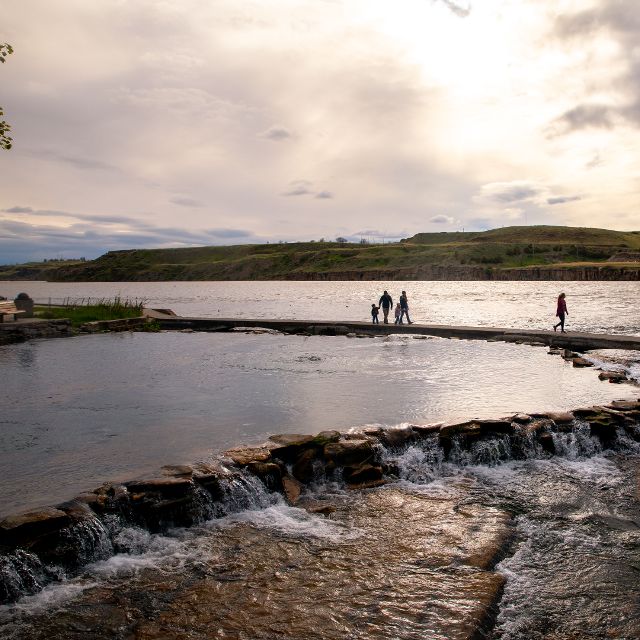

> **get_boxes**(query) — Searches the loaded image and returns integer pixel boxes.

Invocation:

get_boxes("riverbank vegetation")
[2,225,640,281]
[35,297,145,327]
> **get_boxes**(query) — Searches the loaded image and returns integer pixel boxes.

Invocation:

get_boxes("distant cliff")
[2,225,639,282]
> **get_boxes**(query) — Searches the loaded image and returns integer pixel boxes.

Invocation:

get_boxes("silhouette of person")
[378,290,393,324]
[399,290,412,324]
[553,293,568,333]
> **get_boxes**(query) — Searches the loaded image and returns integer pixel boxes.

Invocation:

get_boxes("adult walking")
[379,290,393,324]
[553,292,568,333]
[399,290,412,324]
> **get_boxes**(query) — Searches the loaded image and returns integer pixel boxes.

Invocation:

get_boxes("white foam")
[213,504,361,542]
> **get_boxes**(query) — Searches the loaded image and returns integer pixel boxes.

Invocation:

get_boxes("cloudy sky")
[1,0,639,262]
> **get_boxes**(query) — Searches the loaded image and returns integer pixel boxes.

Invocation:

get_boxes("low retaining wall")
[1,399,639,604]
[0,319,73,346]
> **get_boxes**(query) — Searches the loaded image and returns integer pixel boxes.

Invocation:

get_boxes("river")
[0,280,639,638]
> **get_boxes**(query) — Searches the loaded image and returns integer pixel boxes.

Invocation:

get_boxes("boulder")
[161,465,194,477]
[343,463,384,488]
[519,418,553,435]
[292,449,318,484]
[538,432,555,454]
[378,426,415,448]
[411,423,443,437]
[0,507,71,547]
[598,371,628,383]
[572,357,594,368]
[312,430,341,445]
[224,445,274,466]
[439,421,482,439]
[247,462,283,491]
[296,497,337,515]
[324,439,375,466]
[268,433,317,461]
[535,411,574,424]
[607,400,640,411]
[511,413,532,423]
[282,476,303,504]
[478,419,513,435]
[124,477,193,499]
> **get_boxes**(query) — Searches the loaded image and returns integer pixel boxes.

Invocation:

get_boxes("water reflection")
[0,331,638,516]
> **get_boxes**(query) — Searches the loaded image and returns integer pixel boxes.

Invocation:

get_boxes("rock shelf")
[1,399,639,606]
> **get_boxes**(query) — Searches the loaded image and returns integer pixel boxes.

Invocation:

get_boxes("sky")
[1,0,639,262]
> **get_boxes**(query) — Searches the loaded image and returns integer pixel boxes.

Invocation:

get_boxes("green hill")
[1,226,639,281]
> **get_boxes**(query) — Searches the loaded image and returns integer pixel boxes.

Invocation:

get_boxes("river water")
[1,280,639,334]
[1,280,639,638]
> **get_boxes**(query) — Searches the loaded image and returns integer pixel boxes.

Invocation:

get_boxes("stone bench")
[0,300,26,322]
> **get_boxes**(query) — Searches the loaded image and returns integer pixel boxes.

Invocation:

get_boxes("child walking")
[371,304,379,324]
[394,302,401,324]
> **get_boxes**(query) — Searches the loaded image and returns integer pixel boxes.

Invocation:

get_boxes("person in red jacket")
[553,293,568,332]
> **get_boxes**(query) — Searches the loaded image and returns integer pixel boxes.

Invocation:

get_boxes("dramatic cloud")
[549,104,615,136]
[0,0,638,263]
[169,196,204,208]
[547,196,582,206]
[258,126,292,141]
[440,0,471,18]
[429,215,454,224]
[281,181,315,197]
[4,206,33,213]
[0,207,262,262]
[477,181,546,205]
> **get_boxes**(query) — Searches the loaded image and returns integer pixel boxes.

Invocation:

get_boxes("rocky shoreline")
[1,398,639,606]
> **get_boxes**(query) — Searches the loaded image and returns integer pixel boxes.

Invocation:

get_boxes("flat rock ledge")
[1,399,639,605]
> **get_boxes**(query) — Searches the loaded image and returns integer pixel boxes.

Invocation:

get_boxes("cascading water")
[1,418,639,639]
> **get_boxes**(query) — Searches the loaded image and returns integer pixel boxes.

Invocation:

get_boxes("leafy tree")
[336,237,348,243]
[1,43,14,150]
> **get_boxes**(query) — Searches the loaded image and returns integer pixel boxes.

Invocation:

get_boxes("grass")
[2,225,639,282]
[35,297,146,327]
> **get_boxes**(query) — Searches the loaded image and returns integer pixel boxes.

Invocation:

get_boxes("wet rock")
[312,430,341,445]
[161,465,194,477]
[292,449,319,484]
[282,476,303,504]
[191,462,232,500]
[519,418,553,435]
[572,357,594,367]
[0,507,71,547]
[378,426,415,448]
[125,477,193,499]
[247,462,283,491]
[607,400,640,411]
[411,423,443,437]
[478,419,513,435]
[224,445,274,466]
[536,411,574,424]
[324,439,375,466]
[439,421,482,439]
[598,371,628,383]
[511,413,532,423]
[296,497,336,515]
[538,432,555,454]
[268,433,318,461]
[344,463,384,488]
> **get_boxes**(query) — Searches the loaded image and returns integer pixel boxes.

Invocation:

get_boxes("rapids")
[1,421,639,639]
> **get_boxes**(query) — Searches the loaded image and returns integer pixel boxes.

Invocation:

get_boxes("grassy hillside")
[1,226,639,281]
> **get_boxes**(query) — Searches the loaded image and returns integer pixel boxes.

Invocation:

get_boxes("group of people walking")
[371,290,412,325]
[370,289,571,332]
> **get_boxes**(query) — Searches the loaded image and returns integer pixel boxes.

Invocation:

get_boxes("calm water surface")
[1,281,640,639]
[1,280,639,334]
[0,331,638,517]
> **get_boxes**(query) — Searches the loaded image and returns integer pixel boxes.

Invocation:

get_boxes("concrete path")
[145,312,640,351]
